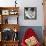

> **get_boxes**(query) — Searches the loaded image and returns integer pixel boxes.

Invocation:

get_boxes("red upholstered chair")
[21,28,41,46]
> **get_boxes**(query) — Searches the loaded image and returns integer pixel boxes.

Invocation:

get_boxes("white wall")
[19,0,44,26]
[0,0,15,7]
[0,0,44,26]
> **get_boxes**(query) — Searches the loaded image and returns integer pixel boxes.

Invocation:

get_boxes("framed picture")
[8,16,18,24]
[2,16,18,24]
[2,10,9,15]
[9,10,18,15]
[24,7,37,20]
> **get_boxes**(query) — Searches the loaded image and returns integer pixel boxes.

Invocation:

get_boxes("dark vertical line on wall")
[17,16,18,24]
[1,15,3,24]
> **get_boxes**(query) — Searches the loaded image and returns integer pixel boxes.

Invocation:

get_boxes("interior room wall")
[0,0,44,26]
[19,0,44,26]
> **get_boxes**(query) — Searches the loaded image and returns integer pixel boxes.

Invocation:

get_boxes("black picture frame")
[24,7,37,20]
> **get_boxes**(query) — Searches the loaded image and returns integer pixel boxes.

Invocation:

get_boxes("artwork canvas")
[2,10,9,15]
[24,7,37,20]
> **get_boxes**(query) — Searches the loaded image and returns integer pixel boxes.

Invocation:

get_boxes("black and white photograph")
[24,7,37,20]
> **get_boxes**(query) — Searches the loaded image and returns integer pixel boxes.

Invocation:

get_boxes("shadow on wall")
[18,26,43,44]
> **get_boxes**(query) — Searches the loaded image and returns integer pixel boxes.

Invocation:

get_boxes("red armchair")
[21,28,41,46]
